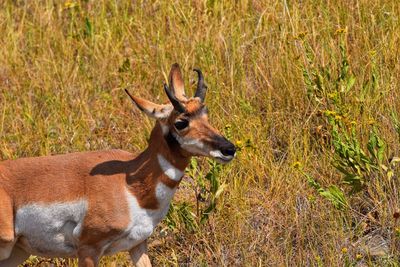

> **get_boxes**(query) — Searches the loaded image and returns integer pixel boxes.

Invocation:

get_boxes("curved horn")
[193,69,207,102]
[124,88,136,103]
[164,83,186,113]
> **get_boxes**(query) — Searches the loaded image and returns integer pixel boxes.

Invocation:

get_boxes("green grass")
[1,0,400,266]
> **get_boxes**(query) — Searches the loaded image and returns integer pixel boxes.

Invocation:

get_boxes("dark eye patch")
[174,119,189,130]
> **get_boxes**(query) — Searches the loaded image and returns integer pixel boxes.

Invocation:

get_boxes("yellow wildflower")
[328,92,337,99]
[335,27,347,35]
[395,227,400,237]
[64,1,79,9]
[292,161,302,170]
[334,115,342,121]
[324,110,336,116]
[235,140,243,148]
[367,119,376,125]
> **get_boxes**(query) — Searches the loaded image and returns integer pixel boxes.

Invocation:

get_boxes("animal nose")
[221,145,236,157]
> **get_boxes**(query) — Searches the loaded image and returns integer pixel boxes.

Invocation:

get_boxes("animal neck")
[149,121,191,175]
[126,122,190,201]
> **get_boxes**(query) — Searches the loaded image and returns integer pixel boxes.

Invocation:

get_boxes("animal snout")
[221,145,236,157]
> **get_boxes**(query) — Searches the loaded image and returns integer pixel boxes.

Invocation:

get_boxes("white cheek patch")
[157,154,184,182]
[182,142,207,155]
[171,132,209,155]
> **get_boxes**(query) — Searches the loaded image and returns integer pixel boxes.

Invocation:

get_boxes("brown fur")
[0,64,234,267]
[0,121,190,267]
[0,188,13,243]
[0,121,188,247]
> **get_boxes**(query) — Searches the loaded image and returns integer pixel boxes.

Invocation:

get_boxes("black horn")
[164,83,186,113]
[193,69,207,102]
[124,89,135,102]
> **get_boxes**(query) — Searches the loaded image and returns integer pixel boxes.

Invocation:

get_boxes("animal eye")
[174,119,189,130]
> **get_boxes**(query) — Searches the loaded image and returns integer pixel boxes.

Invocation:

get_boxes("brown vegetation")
[1,0,399,266]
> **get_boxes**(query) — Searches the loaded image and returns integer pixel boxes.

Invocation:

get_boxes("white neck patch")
[157,154,184,182]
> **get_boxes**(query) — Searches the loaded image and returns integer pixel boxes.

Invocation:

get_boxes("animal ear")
[169,63,187,101]
[125,89,173,119]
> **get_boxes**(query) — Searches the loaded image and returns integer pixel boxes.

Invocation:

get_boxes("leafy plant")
[327,114,386,194]
[391,111,400,143]
[303,171,348,210]
[165,201,198,232]
[165,157,226,232]
[198,159,226,223]
[300,30,390,202]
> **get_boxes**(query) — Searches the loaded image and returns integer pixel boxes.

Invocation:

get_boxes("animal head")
[125,63,236,163]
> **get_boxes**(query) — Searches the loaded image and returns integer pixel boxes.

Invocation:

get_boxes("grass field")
[1,0,400,266]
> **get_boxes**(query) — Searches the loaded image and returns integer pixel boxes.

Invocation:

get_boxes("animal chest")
[103,186,174,255]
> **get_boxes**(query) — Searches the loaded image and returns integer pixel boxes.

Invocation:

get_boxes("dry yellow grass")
[0,0,399,266]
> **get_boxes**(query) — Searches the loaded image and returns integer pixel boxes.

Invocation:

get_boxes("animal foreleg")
[78,246,100,267]
[130,241,152,267]
[0,187,15,263]
[0,246,30,267]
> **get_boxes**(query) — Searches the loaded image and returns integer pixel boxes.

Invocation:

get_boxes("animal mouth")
[209,150,234,164]
[214,156,233,164]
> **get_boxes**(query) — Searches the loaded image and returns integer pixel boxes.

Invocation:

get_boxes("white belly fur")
[15,200,88,257]
[14,183,176,257]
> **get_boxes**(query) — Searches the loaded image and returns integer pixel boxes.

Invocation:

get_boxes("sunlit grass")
[1,0,399,266]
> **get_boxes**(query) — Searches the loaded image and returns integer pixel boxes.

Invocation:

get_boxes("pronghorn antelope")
[0,64,236,267]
